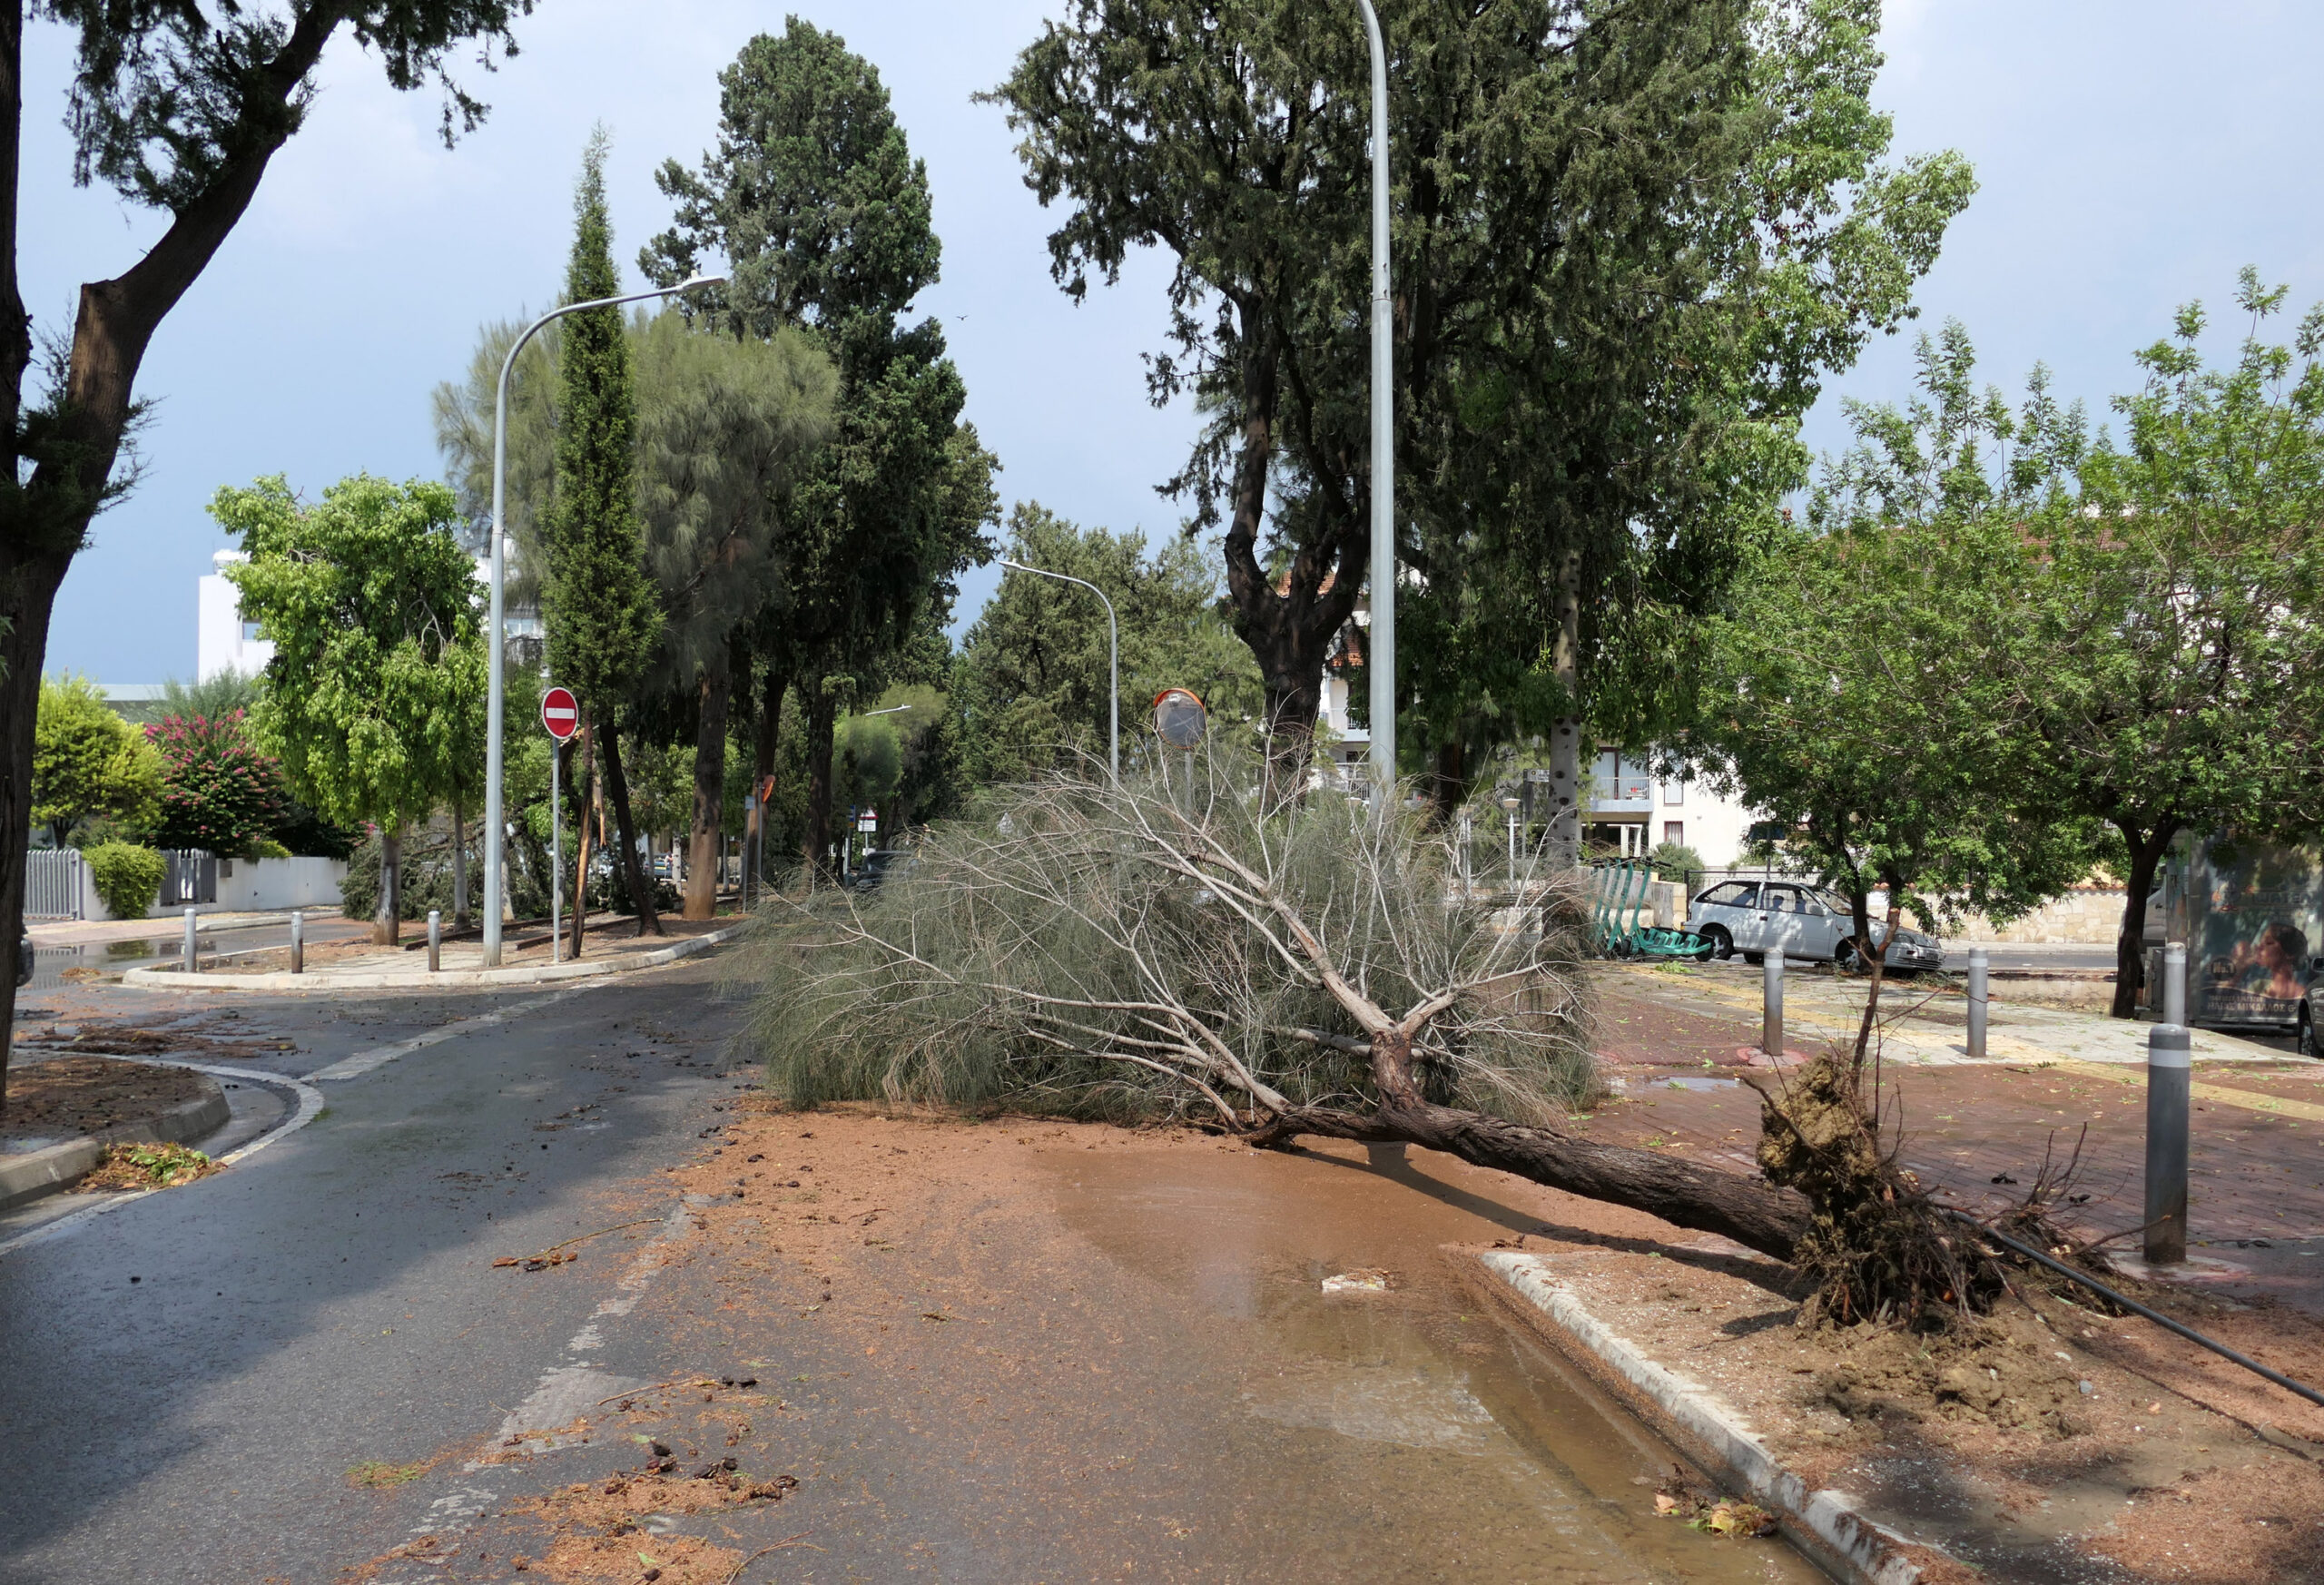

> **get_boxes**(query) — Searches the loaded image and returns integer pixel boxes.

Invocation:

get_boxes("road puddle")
[1051,1139,1826,1583]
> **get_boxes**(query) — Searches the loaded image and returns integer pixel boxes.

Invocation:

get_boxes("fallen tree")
[743,750,1828,1264]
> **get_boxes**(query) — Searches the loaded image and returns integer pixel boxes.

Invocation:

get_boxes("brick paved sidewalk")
[1587,962,2324,1317]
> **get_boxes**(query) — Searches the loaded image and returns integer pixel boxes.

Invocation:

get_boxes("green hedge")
[84,841,166,920]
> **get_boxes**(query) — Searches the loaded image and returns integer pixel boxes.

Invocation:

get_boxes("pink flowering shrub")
[145,711,290,857]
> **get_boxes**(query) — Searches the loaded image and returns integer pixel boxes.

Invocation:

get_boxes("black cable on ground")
[1945,1208,2324,1411]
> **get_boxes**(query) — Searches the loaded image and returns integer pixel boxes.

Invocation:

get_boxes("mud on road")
[360,1103,1825,1584]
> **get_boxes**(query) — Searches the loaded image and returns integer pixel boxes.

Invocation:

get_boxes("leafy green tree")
[435,306,840,917]
[32,674,162,845]
[214,474,487,944]
[954,502,1265,783]
[1814,281,2324,1015]
[1690,517,2101,1057]
[989,0,1971,816]
[0,0,537,1112]
[643,20,997,881]
[147,711,290,857]
[632,310,836,917]
[544,131,666,939]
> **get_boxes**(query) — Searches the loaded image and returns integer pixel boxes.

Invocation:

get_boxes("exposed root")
[1748,1051,2004,1328]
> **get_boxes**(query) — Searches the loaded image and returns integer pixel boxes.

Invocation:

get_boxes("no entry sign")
[540,686,580,743]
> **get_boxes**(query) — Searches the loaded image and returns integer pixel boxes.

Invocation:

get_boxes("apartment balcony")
[1589,773,1654,812]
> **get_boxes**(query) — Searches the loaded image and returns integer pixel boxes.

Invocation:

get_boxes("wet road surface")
[0,960,748,1584]
[1,959,1826,1583]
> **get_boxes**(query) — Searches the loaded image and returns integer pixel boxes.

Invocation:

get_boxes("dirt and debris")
[499,1458,799,1582]
[0,1056,209,1147]
[22,1016,296,1061]
[72,1140,219,1191]
[1493,1237,2324,1582]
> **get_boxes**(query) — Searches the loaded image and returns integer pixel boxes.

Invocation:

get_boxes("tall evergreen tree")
[546,130,665,936]
[990,0,1970,822]
[645,19,996,881]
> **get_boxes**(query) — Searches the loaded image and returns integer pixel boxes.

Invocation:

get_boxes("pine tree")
[545,130,666,939]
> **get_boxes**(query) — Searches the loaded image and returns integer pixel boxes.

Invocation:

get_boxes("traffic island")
[1477,1239,2324,1584]
[116,916,751,991]
[0,1057,230,1210]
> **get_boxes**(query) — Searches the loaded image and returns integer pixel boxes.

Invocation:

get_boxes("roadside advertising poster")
[2183,840,2324,1027]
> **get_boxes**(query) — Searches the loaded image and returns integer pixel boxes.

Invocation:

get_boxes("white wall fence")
[24,849,84,920]
[20,850,345,922]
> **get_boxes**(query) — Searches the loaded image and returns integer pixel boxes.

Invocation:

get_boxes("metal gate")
[161,849,217,906]
[23,849,85,920]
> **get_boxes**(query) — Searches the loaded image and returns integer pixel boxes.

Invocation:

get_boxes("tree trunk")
[1255,979,1815,1262]
[569,724,596,959]
[1214,314,1364,807]
[1850,887,1903,1069]
[749,660,787,903]
[803,681,839,884]
[374,829,402,945]
[1265,1101,1811,1263]
[1429,735,1467,824]
[2113,823,2174,1020]
[0,550,70,1118]
[598,724,665,937]
[684,652,732,920]
[448,808,467,920]
[1541,546,1585,869]
[0,6,343,1118]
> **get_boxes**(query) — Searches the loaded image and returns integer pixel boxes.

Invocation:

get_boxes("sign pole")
[550,743,562,965]
[539,685,580,965]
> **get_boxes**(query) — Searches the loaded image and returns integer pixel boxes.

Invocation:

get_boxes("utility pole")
[1355,0,1394,797]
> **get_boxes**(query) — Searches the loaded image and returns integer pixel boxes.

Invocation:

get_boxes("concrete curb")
[1479,1251,1923,1585]
[118,920,750,992]
[0,1078,231,1213]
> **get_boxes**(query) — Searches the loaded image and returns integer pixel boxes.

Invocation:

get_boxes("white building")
[1577,746,1759,866]
[197,549,274,681]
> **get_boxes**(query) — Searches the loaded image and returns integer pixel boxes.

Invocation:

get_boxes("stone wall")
[1945,885,2126,945]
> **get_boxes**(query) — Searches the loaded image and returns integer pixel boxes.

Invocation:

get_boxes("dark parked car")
[849,850,913,892]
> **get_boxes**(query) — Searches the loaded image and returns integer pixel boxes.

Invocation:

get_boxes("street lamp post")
[483,273,725,967]
[1354,0,1394,799]
[1000,558,1118,783]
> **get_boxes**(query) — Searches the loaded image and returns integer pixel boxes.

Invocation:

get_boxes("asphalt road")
[0,957,751,1584]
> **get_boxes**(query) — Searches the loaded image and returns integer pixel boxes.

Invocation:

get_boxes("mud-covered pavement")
[340,1107,1825,1585]
[0,949,1831,1583]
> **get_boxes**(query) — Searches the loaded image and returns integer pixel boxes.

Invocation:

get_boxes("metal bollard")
[2164,940,2187,1028]
[1966,946,1989,1058]
[427,910,442,973]
[290,909,304,975]
[1762,951,1785,1058]
[2145,1019,2191,1266]
[182,907,198,974]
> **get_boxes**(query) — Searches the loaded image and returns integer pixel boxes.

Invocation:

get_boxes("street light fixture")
[1354,0,1395,800]
[482,272,725,967]
[1000,557,1118,783]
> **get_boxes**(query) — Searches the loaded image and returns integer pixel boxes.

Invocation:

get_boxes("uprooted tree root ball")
[1748,1051,2097,1328]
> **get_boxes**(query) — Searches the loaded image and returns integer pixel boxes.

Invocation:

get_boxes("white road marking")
[305,987,592,1082]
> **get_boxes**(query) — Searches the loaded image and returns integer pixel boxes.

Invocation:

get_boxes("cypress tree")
[546,129,666,938]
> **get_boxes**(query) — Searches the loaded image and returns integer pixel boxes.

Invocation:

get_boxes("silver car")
[1686,881,1945,972]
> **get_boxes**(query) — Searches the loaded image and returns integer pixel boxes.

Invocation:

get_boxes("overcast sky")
[24,0,2324,684]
